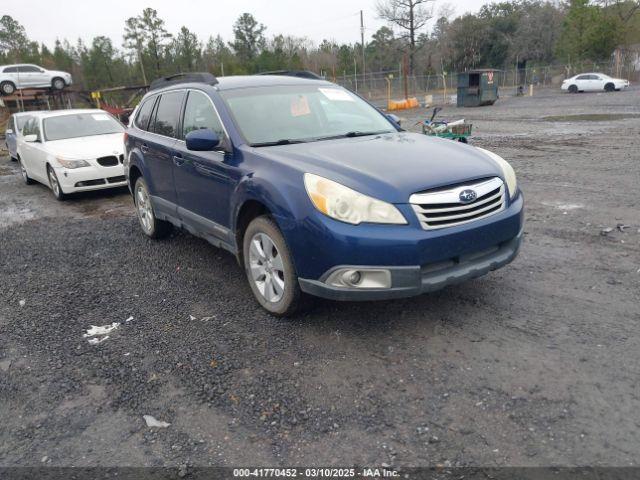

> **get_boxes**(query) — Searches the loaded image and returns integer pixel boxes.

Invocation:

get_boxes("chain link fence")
[332,60,639,104]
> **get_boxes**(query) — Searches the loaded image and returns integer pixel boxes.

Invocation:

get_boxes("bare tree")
[376,0,435,74]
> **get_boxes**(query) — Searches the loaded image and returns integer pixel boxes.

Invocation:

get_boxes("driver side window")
[182,90,225,140]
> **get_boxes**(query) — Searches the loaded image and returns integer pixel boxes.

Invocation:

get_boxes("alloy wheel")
[135,183,154,234]
[248,232,285,303]
[19,160,28,182]
[48,169,60,196]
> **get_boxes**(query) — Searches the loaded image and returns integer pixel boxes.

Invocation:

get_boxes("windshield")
[43,113,123,141]
[16,116,31,130]
[220,85,396,145]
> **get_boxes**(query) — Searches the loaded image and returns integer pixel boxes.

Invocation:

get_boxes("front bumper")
[55,165,126,192]
[290,189,524,301]
[299,227,523,301]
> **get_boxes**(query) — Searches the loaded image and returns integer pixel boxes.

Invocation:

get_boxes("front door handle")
[173,155,185,166]
[141,143,149,153]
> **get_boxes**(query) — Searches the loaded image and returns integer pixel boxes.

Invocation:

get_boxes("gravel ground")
[0,87,639,472]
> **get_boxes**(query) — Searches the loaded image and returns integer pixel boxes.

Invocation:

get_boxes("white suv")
[0,64,72,95]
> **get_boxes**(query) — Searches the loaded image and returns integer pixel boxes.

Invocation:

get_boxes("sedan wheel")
[19,158,34,184]
[47,166,66,200]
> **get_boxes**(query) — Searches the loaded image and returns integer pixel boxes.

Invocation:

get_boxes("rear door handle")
[141,144,149,153]
[173,155,185,166]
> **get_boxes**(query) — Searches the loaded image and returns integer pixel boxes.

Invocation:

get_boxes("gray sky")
[5,0,489,48]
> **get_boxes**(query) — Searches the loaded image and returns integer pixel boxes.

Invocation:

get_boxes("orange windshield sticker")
[291,95,311,117]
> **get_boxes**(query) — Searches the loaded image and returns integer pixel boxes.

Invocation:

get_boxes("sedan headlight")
[56,157,90,169]
[476,147,518,199]
[304,173,406,225]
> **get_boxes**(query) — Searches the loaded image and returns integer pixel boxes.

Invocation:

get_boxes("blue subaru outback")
[124,73,524,316]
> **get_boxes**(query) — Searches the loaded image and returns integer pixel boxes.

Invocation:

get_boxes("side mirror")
[387,113,401,126]
[5,128,13,135]
[185,128,220,151]
[23,134,38,143]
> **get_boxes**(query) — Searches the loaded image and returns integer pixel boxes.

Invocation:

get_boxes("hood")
[45,133,123,160]
[256,132,503,203]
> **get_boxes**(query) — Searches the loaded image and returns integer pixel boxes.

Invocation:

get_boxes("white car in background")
[17,109,126,200]
[562,73,630,93]
[0,64,73,95]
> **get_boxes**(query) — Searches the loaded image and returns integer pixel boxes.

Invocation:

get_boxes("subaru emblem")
[459,189,477,203]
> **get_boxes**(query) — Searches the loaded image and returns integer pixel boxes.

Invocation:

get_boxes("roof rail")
[255,70,323,80]
[149,72,218,91]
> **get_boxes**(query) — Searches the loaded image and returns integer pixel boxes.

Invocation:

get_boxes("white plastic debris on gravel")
[83,322,120,338]
[87,336,110,345]
[143,415,171,428]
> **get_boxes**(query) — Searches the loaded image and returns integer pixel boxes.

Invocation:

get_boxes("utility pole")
[360,10,366,86]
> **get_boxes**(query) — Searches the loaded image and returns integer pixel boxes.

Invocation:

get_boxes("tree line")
[0,0,638,91]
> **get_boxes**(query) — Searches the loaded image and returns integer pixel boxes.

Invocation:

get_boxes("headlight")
[304,173,406,225]
[56,157,90,169]
[476,147,518,199]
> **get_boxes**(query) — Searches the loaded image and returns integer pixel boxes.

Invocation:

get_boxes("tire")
[18,157,34,185]
[604,83,615,92]
[457,137,468,144]
[243,215,309,316]
[47,165,67,200]
[51,77,65,90]
[133,177,172,239]
[568,85,578,94]
[1,81,16,95]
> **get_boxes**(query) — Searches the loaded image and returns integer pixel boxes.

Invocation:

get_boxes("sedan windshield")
[220,85,396,145]
[43,113,123,141]
[16,116,31,130]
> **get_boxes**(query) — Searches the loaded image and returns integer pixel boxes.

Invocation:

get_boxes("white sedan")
[17,109,126,200]
[0,64,73,95]
[561,73,630,93]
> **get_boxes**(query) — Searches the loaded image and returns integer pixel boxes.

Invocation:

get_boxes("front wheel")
[51,77,65,90]
[604,83,615,92]
[568,85,578,94]
[243,215,308,316]
[134,177,172,239]
[47,166,67,200]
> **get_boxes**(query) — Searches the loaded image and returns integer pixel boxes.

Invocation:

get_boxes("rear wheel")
[1,81,16,95]
[47,165,67,200]
[134,177,172,239]
[51,77,65,90]
[243,215,308,316]
[18,157,34,185]
[604,83,615,92]
[568,85,578,93]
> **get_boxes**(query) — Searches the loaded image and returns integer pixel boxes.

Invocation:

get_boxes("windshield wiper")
[313,130,393,141]
[251,139,308,147]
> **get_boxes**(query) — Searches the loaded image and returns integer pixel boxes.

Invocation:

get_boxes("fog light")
[343,270,362,286]
[326,268,391,289]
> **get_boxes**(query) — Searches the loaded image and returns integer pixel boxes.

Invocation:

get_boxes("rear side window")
[3,66,18,73]
[135,96,157,131]
[182,90,225,139]
[152,91,185,138]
